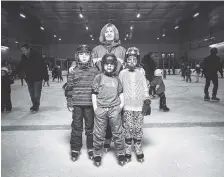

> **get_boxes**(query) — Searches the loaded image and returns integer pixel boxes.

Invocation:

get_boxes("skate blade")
[89,156,93,160]
[72,157,77,162]
[119,161,125,166]
[126,158,131,162]
[104,148,109,152]
[138,159,144,163]
[95,162,100,167]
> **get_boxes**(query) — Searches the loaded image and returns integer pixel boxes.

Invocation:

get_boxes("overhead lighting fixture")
[162,34,165,37]
[59,38,61,41]
[174,26,179,30]
[40,27,44,30]
[209,42,224,48]
[54,35,57,38]
[137,13,140,18]
[157,37,160,40]
[20,13,26,18]
[130,26,133,30]
[126,34,129,37]
[124,38,126,40]
[90,34,92,38]
[86,26,89,30]
[15,41,18,44]
[92,38,94,41]
[1,46,9,50]
[204,38,209,41]
[79,7,83,18]
[193,12,199,18]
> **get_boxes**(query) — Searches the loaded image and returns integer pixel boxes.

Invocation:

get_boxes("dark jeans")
[158,92,167,108]
[27,80,43,109]
[70,106,94,151]
[204,75,218,97]
[1,90,12,111]
[186,76,191,82]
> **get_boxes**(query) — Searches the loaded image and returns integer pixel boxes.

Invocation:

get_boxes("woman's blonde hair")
[99,23,120,43]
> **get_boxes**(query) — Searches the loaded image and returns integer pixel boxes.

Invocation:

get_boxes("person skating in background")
[19,71,27,86]
[1,67,14,112]
[17,44,48,113]
[185,66,192,82]
[172,66,175,75]
[163,68,167,79]
[43,64,50,86]
[203,47,221,101]
[119,47,151,163]
[179,63,186,81]
[92,53,126,166]
[168,69,171,75]
[65,45,100,162]
[150,69,170,112]
[141,53,157,98]
[193,64,201,83]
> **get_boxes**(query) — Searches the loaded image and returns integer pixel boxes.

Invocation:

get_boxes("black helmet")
[101,53,117,76]
[75,44,92,68]
[210,47,218,55]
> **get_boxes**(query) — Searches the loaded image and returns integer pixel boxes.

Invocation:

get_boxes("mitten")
[67,97,73,112]
[64,85,73,97]
[142,99,151,116]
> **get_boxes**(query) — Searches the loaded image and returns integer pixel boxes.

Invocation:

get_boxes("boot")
[159,93,170,112]
[204,95,210,101]
[211,96,220,101]
[104,138,111,152]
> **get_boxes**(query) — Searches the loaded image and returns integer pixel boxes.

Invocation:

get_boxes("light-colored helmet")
[154,69,163,76]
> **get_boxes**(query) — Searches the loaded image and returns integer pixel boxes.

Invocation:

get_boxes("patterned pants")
[123,110,144,140]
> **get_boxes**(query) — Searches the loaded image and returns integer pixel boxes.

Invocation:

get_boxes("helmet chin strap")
[104,70,113,76]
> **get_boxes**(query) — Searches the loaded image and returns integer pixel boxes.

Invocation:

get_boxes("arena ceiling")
[1,1,224,45]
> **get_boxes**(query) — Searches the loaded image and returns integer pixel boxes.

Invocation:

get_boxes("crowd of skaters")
[1,23,223,166]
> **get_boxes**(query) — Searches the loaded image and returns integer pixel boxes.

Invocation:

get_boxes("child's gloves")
[64,85,73,97]
[67,97,74,112]
[156,85,160,90]
[142,99,151,116]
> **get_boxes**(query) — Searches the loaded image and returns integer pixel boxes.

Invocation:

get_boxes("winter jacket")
[1,74,14,93]
[141,54,157,82]
[203,55,221,77]
[17,49,48,82]
[150,76,165,95]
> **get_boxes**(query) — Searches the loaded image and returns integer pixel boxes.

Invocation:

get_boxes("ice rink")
[1,75,224,177]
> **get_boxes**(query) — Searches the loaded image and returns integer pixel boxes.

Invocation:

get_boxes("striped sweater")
[119,68,150,111]
[66,66,99,106]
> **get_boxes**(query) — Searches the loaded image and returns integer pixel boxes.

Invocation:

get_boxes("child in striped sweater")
[65,45,99,161]
[119,47,151,163]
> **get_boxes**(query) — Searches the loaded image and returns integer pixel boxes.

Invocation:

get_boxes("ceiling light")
[204,38,208,41]
[15,41,18,44]
[92,38,94,41]
[1,46,9,50]
[79,13,83,18]
[54,35,57,38]
[174,26,179,30]
[130,26,133,30]
[59,38,61,41]
[209,42,224,48]
[40,27,44,30]
[157,37,160,40]
[20,13,26,18]
[90,34,92,37]
[193,12,199,18]
[162,34,165,37]
[124,38,126,40]
[137,13,140,18]
[126,34,129,37]
[86,26,89,30]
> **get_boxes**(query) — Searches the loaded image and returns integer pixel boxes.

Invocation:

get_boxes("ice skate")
[161,105,170,112]
[204,95,210,101]
[136,153,144,163]
[88,149,94,160]
[211,96,220,102]
[93,156,102,167]
[71,150,80,162]
[117,154,126,166]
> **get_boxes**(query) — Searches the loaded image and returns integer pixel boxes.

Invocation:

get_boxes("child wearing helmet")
[65,44,100,161]
[119,47,151,163]
[151,69,170,112]
[185,66,192,82]
[1,67,14,112]
[91,53,126,166]
[193,64,201,83]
